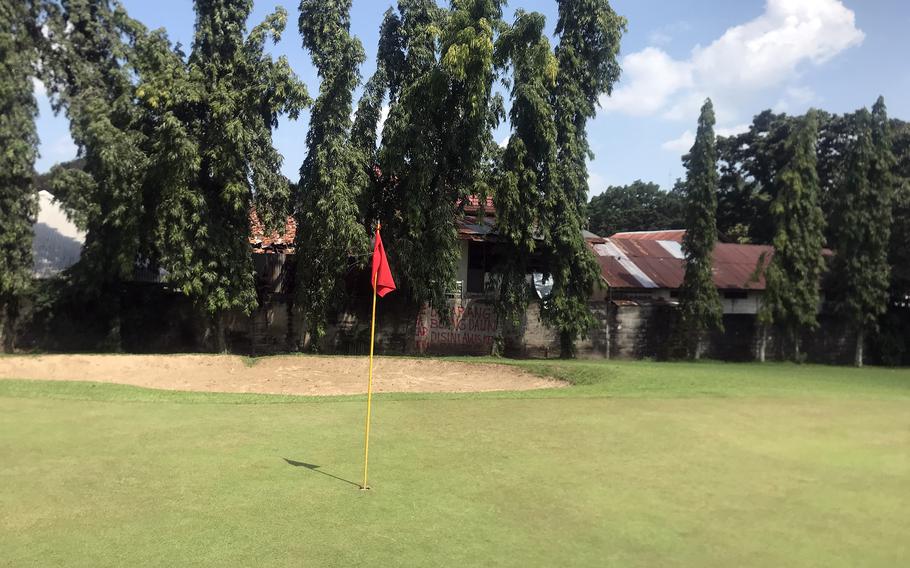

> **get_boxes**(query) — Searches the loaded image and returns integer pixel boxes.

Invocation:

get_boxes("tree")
[294,0,369,348]
[145,0,308,351]
[376,0,505,316]
[0,1,41,351]
[492,10,558,326]
[41,0,151,349]
[716,111,794,244]
[547,0,625,357]
[587,180,684,237]
[678,99,723,359]
[830,99,895,367]
[757,110,826,361]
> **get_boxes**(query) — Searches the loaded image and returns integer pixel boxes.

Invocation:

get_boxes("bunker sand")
[0,354,564,396]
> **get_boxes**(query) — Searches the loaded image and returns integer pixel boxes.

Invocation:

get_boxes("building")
[588,230,773,314]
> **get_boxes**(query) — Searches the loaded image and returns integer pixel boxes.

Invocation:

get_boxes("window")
[466,242,487,294]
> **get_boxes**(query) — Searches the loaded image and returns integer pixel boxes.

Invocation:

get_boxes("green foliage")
[545,0,625,356]
[171,0,308,319]
[104,0,306,333]
[759,110,826,355]
[376,0,504,315]
[294,0,369,345]
[42,0,150,291]
[829,99,895,361]
[0,0,41,349]
[492,10,557,326]
[889,119,910,303]
[678,99,723,358]
[716,111,794,244]
[587,180,684,237]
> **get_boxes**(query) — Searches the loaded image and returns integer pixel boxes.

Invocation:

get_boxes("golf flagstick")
[361,221,396,490]
[361,268,378,490]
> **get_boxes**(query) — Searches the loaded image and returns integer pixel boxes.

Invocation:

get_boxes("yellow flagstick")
[361,224,380,490]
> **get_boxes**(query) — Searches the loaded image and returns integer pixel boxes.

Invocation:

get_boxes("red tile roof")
[462,195,495,214]
[249,211,297,254]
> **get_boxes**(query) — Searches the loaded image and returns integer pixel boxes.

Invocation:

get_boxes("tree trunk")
[792,332,801,362]
[101,283,123,352]
[215,311,227,353]
[559,330,575,359]
[758,324,768,362]
[0,303,8,354]
[854,327,865,368]
[693,333,703,361]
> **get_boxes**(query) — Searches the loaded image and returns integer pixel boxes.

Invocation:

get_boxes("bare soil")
[0,354,564,396]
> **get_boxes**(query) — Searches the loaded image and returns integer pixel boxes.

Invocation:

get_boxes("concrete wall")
[18,253,855,364]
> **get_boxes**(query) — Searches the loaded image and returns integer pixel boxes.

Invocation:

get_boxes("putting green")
[1,359,908,566]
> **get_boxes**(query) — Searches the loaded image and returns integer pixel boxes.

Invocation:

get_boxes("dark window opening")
[466,242,487,294]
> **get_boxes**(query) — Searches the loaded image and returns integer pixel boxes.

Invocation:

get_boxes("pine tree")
[758,110,826,361]
[547,0,625,357]
[294,0,369,347]
[678,99,723,359]
[830,99,895,366]
[492,10,558,327]
[0,0,40,351]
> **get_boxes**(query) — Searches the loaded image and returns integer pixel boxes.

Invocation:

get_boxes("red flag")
[371,228,396,297]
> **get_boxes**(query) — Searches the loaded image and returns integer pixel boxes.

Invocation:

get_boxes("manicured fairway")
[1,360,909,566]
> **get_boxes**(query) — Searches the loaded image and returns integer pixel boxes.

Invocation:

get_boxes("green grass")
[2,359,909,567]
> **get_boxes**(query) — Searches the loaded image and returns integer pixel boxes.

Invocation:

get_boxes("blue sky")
[33,0,910,198]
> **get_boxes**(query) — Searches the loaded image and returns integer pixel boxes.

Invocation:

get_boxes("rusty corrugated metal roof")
[593,237,774,291]
[610,229,686,242]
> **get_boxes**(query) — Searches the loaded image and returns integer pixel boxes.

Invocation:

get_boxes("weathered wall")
[18,255,858,364]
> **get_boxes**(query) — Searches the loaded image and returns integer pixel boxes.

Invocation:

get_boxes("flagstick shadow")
[282,458,361,488]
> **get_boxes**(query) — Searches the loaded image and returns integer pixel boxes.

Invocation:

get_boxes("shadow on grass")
[283,458,360,488]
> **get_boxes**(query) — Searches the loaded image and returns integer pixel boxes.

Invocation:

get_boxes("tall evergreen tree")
[547,0,625,356]
[294,0,369,347]
[678,99,723,359]
[42,0,150,349]
[758,110,826,361]
[154,0,308,350]
[830,99,895,366]
[0,0,41,351]
[376,0,504,316]
[492,10,558,326]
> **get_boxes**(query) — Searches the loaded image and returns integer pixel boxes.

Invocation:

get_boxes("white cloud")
[661,130,695,153]
[32,77,46,97]
[662,123,751,155]
[772,86,817,112]
[647,21,691,46]
[601,47,692,117]
[602,0,864,121]
[716,123,751,137]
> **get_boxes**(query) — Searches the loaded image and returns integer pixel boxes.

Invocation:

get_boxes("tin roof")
[592,236,774,290]
[610,229,686,242]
